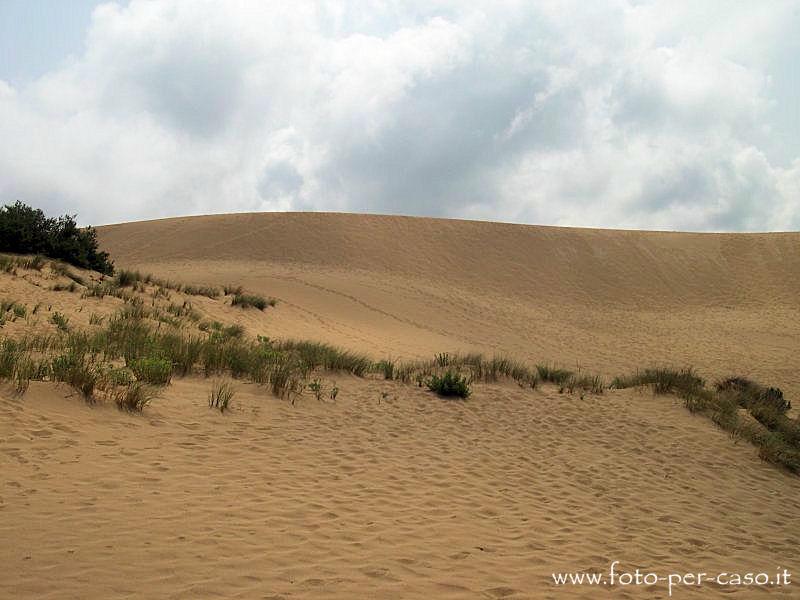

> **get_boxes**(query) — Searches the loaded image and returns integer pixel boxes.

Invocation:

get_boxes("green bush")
[129,356,173,385]
[0,201,113,274]
[426,370,472,398]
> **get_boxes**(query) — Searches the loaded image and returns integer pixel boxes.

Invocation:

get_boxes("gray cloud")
[0,0,798,231]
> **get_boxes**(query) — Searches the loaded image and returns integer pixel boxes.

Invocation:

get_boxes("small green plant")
[308,378,325,401]
[376,359,395,380]
[12,303,26,318]
[50,312,70,331]
[426,370,472,398]
[208,380,235,413]
[330,384,339,401]
[129,356,172,385]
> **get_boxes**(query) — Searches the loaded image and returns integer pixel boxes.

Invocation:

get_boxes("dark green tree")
[0,201,114,275]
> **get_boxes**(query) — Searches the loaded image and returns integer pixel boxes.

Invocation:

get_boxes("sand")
[1,212,799,598]
[3,378,799,599]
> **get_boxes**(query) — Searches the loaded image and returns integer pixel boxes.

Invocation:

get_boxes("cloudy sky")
[1,0,798,230]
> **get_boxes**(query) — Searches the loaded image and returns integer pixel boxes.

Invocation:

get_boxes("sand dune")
[1,213,799,598]
[3,378,799,599]
[100,213,800,396]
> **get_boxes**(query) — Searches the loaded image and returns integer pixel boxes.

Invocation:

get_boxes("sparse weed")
[115,382,157,412]
[208,380,235,412]
[50,312,70,331]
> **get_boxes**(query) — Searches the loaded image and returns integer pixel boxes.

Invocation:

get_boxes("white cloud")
[0,0,798,230]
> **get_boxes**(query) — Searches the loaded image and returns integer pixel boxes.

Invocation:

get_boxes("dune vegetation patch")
[231,293,276,310]
[612,368,800,474]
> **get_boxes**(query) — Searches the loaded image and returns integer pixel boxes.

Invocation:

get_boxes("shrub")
[129,356,172,385]
[0,202,113,274]
[426,370,471,398]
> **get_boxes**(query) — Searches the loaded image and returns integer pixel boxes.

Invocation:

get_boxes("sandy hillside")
[98,212,800,397]
[1,213,798,599]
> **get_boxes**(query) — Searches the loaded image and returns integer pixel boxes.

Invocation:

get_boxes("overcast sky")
[1,1,798,230]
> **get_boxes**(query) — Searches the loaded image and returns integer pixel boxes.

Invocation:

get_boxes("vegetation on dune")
[209,380,235,413]
[612,368,800,474]
[0,201,114,275]
[426,370,472,398]
[231,293,276,310]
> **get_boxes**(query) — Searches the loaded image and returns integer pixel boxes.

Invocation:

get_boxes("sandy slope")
[99,212,800,396]
[1,213,799,599]
[2,379,799,599]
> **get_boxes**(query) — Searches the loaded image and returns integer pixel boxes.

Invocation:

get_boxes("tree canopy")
[0,201,114,275]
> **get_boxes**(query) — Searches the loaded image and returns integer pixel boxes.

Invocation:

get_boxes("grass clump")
[129,356,172,385]
[114,269,143,287]
[231,293,275,310]
[208,380,235,412]
[426,370,472,399]
[183,285,220,298]
[114,382,157,412]
[536,364,573,385]
[50,352,98,400]
[50,312,70,331]
[275,340,372,376]
[611,367,705,397]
